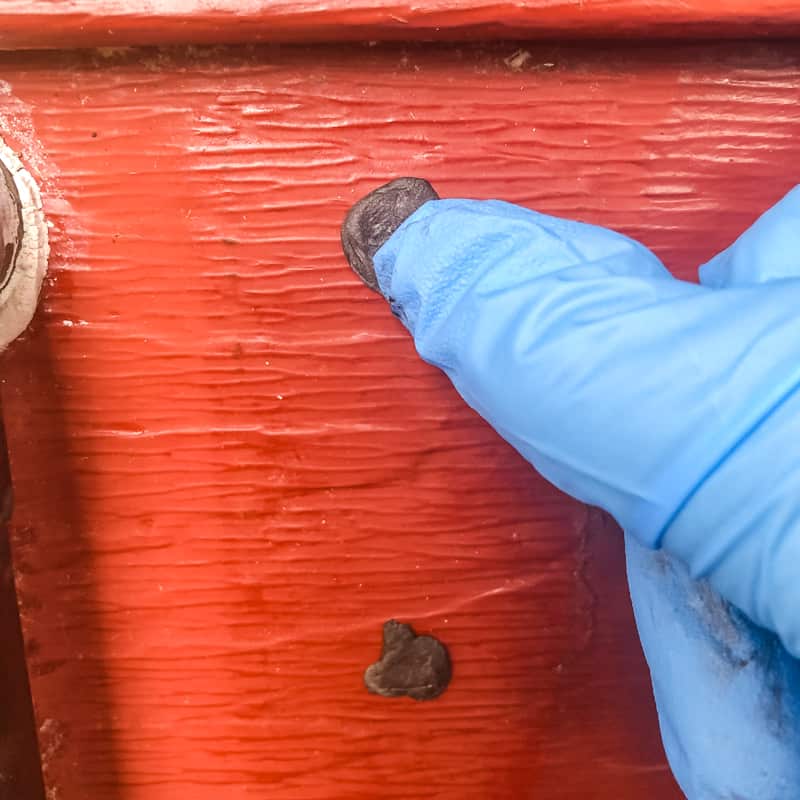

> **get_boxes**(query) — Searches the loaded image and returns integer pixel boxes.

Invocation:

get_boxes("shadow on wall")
[1,313,123,800]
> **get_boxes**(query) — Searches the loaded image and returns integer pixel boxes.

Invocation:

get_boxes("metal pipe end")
[0,139,48,349]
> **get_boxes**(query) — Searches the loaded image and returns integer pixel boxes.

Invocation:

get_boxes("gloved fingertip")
[340,177,439,293]
[699,184,800,288]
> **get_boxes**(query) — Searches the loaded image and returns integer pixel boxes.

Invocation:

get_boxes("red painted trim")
[2,39,797,799]
[0,0,798,49]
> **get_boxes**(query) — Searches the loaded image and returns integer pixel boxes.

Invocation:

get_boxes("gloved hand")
[342,180,800,799]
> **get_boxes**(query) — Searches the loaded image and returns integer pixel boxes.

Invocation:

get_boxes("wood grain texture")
[0,0,800,49]
[3,39,800,799]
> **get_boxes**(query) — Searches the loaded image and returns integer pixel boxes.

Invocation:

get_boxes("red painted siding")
[0,0,798,48]
[2,39,798,799]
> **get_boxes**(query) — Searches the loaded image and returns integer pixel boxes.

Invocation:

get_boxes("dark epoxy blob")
[341,177,438,292]
[364,620,452,701]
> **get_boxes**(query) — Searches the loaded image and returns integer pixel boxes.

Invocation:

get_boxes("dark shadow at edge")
[0,402,45,800]
[0,319,123,799]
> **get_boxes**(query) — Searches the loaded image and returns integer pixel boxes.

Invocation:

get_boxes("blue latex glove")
[372,187,800,798]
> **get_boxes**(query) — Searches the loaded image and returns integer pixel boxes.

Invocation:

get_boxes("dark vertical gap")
[0,406,45,799]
